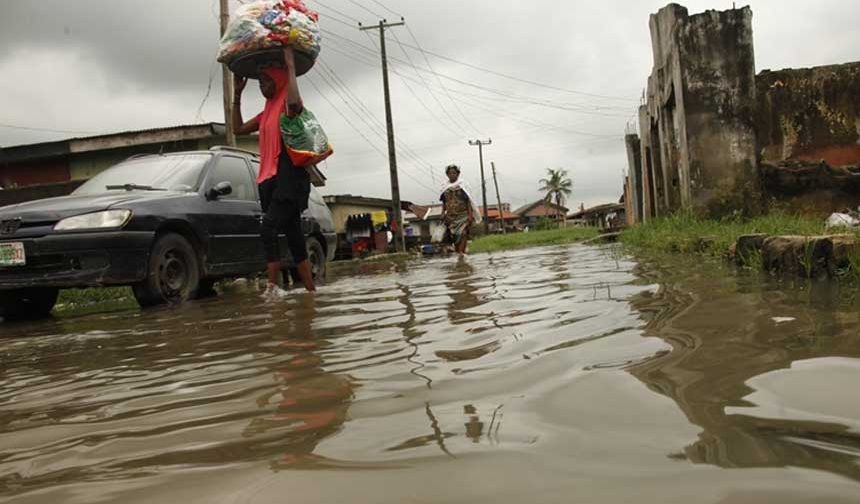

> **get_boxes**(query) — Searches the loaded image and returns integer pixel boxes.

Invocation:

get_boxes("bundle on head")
[217,0,321,77]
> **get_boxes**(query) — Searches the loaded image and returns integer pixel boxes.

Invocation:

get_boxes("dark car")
[0,147,336,320]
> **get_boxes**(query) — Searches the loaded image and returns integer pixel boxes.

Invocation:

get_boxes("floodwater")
[2,245,860,503]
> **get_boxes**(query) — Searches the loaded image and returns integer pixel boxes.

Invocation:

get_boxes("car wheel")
[0,287,59,321]
[306,237,326,283]
[133,233,200,308]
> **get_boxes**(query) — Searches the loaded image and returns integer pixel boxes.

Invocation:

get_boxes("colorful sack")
[217,0,321,65]
[280,108,333,167]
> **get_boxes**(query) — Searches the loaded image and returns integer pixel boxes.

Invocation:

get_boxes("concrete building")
[626,4,860,222]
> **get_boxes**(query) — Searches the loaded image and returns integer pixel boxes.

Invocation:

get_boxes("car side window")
[208,156,255,201]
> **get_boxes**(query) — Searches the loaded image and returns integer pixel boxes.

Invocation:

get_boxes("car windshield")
[73,154,211,195]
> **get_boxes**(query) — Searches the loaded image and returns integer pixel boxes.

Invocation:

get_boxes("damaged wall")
[626,4,858,223]
[633,4,761,220]
[757,62,860,167]
[756,62,860,214]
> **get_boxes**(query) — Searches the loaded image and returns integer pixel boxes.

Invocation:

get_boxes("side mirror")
[207,181,232,200]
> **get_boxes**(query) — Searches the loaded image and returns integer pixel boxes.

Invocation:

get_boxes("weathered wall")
[636,4,761,220]
[755,62,860,214]
[678,7,761,217]
[756,62,860,167]
[628,5,857,223]
[624,134,644,223]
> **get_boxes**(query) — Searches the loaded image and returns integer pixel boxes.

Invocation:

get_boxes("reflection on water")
[1,246,860,503]
[629,256,860,480]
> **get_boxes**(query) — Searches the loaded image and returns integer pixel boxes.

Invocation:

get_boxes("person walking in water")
[232,47,315,296]
[440,164,481,255]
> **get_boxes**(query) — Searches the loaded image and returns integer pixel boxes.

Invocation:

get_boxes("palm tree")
[539,168,573,227]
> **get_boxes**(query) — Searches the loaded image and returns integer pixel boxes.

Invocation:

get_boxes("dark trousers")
[259,177,308,264]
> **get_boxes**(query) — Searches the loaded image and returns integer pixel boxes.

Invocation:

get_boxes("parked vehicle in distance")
[0,147,335,320]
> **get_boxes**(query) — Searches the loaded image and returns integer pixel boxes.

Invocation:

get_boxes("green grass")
[55,287,137,315]
[619,211,829,259]
[470,227,600,254]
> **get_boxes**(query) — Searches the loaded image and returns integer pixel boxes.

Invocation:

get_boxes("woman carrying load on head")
[232,47,315,296]
[440,164,482,255]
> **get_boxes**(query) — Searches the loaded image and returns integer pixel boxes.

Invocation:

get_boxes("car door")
[200,155,264,275]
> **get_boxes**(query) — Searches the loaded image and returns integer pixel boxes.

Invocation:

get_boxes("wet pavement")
[1,244,859,503]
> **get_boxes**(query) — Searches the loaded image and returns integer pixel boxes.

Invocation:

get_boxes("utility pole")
[491,162,506,234]
[219,0,236,147]
[468,139,492,235]
[360,18,407,252]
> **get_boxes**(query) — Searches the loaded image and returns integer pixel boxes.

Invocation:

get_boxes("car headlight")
[54,210,133,231]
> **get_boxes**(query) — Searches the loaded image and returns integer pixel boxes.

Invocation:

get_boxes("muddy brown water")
[1,245,860,503]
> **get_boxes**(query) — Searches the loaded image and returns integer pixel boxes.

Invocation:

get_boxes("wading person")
[440,164,481,255]
[233,47,315,296]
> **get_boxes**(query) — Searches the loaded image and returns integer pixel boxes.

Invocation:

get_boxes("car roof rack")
[210,146,260,158]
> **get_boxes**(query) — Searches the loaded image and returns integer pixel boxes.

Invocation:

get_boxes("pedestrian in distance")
[440,164,482,255]
[232,46,315,297]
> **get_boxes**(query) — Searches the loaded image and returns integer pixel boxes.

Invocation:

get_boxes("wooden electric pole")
[468,139,492,235]
[491,161,506,234]
[219,0,236,147]
[360,19,407,252]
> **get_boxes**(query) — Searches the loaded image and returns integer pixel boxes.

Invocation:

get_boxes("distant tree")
[538,168,573,227]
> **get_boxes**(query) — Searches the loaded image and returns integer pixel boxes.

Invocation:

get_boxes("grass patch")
[470,227,600,254]
[55,287,137,316]
[619,211,829,259]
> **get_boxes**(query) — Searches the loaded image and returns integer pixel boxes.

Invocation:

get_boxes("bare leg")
[267,261,281,286]
[456,236,468,255]
[295,259,316,292]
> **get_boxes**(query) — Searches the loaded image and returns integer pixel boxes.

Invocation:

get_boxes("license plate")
[0,242,25,267]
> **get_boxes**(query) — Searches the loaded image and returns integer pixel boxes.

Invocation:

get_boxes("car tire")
[133,233,200,308]
[306,236,326,283]
[0,287,59,321]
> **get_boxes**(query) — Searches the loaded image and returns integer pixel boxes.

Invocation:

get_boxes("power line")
[403,24,482,136]
[195,48,221,123]
[320,61,435,182]
[0,123,102,135]
[368,0,401,18]
[308,71,438,196]
[322,38,623,138]
[308,0,360,23]
[346,0,384,19]
[390,29,470,137]
[323,29,632,116]
[390,33,639,103]
[316,59,441,184]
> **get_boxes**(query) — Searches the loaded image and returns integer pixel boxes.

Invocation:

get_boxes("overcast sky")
[1,0,858,209]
